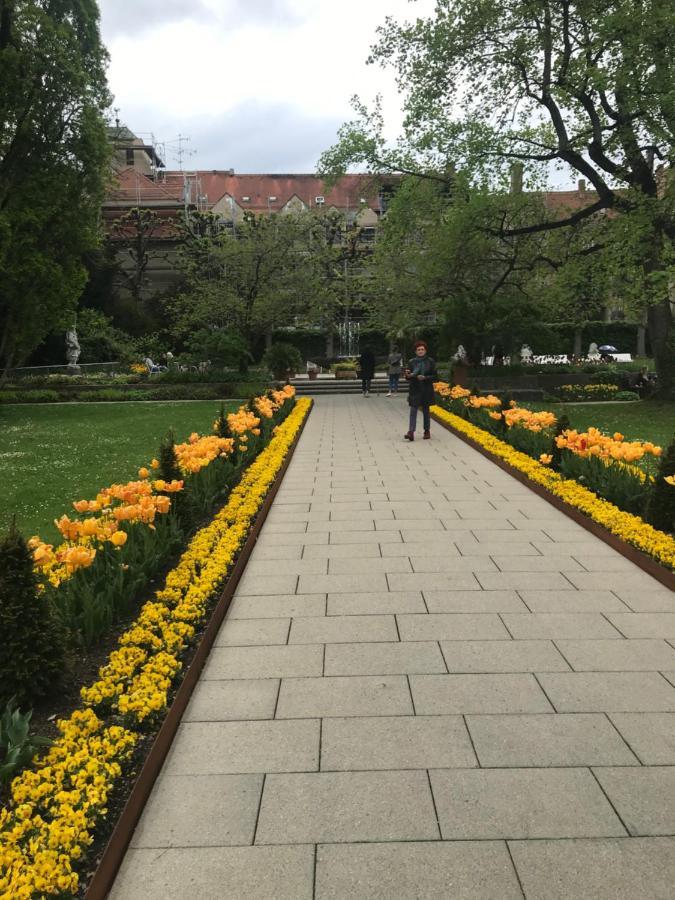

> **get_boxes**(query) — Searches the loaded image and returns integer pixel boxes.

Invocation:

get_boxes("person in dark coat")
[404,340,438,440]
[359,348,376,396]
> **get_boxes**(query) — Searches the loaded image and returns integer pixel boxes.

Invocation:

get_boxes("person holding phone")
[404,340,438,441]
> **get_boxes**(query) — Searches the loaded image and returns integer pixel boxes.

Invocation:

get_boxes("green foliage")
[158,429,182,482]
[559,451,651,517]
[319,0,675,392]
[646,438,675,533]
[75,309,137,365]
[614,391,640,402]
[213,402,232,439]
[550,415,572,472]
[0,526,68,707]
[0,698,52,786]
[186,328,253,371]
[0,0,111,371]
[262,343,304,378]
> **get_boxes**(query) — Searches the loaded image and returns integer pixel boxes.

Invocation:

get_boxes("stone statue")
[65,327,81,372]
[452,344,467,363]
[587,342,601,360]
[520,344,533,363]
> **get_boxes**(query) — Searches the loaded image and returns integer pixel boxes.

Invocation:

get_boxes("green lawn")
[523,399,675,448]
[0,401,238,542]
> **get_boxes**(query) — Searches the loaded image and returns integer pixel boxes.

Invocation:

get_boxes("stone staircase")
[290,374,392,395]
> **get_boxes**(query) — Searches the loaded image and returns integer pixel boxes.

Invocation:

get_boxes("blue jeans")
[388,374,400,392]
[409,405,430,432]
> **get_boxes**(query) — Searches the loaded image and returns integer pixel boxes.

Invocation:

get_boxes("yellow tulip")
[110,531,128,547]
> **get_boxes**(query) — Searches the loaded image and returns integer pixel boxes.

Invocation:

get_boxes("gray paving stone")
[321,714,476,771]
[556,639,675,671]
[255,531,329,547]
[612,590,675,612]
[236,574,299,595]
[397,613,510,641]
[255,770,439,844]
[375,518,446,531]
[328,530,403,544]
[315,841,522,900]
[380,541,460,558]
[130,773,262,847]
[606,613,675,638]
[593,767,675,835]
[456,540,538,556]
[424,589,528,613]
[509,837,675,900]
[466,713,638,767]
[110,845,314,900]
[410,673,553,714]
[162,720,319,775]
[227,594,325,619]
[202,645,323,680]
[537,672,675,712]
[328,556,413,574]
[302,543,383,559]
[532,539,616,556]
[409,555,499,572]
[288,614,397,644]
[501,613,623,639]
[440,639,570,673]
[571,554,642,572]
[324,641,446,676]
[276,675,413,718]
[251,544,304,560]
[183,679,279,722]
[491,555,584,572]
[430,767,625,839]
[519,590,629,612]
[476,572,576,590]
[262,521,308,534]
[473,529,552,542]
[307,520,376,533]
[388,573,482,592]
[215,618,290,647]
[609,713,675,764]
[565,571,667,591]
[240,558,328,576]
[297,573,389,593]
[327,591,426,616]
[329,508,394,522]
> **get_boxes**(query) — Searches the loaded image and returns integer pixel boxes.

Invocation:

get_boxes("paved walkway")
[111,396,675,900]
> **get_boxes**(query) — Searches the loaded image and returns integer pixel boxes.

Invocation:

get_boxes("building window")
[359,227,376,243]
[125,148,135,166]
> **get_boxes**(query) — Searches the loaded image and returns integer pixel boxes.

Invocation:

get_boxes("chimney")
[228,168,234,176]
[510,163,523,194]
[578,178,586,192]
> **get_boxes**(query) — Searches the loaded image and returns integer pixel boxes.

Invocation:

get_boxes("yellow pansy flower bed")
[0,397,312,898]
[431,405,675,571]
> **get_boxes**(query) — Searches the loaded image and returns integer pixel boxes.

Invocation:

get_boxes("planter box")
[335,370,357,380]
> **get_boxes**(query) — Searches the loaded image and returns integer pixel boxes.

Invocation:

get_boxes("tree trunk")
[636,323,646,358]
[646,298,673,399]
[265,329,273,350]
[573,328,582,358]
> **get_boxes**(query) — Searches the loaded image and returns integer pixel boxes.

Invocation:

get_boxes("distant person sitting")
[144,357,167,374]
[634,367,656,397]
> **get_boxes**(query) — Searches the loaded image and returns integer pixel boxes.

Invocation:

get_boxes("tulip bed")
[431,390,675,571]
[0,397,312,898]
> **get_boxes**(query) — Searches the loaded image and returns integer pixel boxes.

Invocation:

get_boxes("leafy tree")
[0,0,111,374]
[110,207,176,303]
[170,212,311,350]
[320,0,675,393]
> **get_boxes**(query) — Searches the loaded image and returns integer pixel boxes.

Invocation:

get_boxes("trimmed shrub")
[0,526,68,707]
[646,438,675,533]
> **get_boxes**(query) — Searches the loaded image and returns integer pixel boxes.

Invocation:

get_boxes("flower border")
[431,405,675,580]
[0,398,313,899]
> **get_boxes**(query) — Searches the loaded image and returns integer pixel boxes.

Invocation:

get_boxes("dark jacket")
[406,355,438,407]
[359,350,376,379]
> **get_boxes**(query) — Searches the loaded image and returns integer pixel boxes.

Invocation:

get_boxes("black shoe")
[404,431,414,441]
[423,430,431,440]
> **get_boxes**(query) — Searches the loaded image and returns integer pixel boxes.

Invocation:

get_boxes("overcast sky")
[99,0,439,173]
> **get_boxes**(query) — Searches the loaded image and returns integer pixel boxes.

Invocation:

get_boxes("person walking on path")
[386,346,403,396]
[359,347,376,396]
[404,340,438,440]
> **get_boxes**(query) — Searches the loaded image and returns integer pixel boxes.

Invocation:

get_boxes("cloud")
[121,101,343,172]
[99,0,302,40]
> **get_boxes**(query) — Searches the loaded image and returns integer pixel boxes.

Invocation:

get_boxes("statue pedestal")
[67,364,81,376]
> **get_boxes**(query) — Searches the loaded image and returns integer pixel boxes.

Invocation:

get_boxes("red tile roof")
[106,168,184,205]
[164,172,386,212]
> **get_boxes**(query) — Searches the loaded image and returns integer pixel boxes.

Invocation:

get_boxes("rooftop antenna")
[174,134,196,171]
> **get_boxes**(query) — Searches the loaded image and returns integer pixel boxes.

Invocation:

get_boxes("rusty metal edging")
[85,400,313,900]
[431,409,675,593]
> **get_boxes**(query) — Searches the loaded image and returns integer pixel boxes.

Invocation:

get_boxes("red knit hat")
[413,340,428,351]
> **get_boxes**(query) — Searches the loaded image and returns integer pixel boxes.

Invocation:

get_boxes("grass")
[0,401,239,542]
[523,399,675,448]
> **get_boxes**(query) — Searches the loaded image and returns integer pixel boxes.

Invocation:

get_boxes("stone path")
[111,395,675,899]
